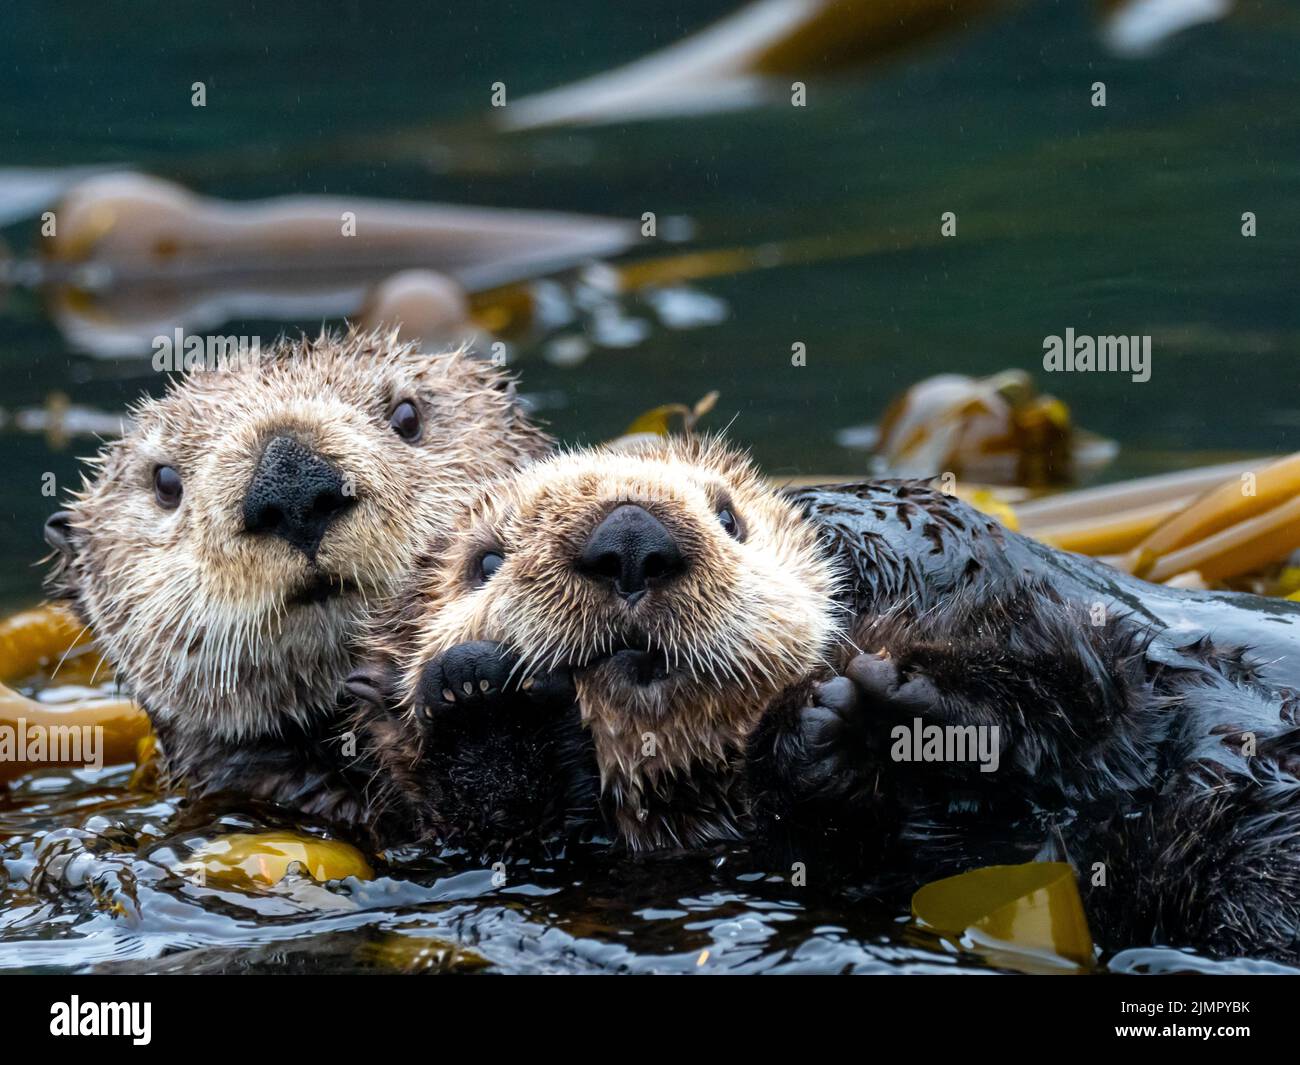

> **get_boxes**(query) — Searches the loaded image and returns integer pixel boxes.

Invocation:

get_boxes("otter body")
[759,480,1300,959]
[356,438,1300,960]
[44,329,549,825]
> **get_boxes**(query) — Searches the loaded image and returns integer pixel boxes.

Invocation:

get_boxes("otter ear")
[44,511,77,560]
[344,663,393,714]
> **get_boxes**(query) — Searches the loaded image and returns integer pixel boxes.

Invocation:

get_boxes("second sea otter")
[354,435,1300,960]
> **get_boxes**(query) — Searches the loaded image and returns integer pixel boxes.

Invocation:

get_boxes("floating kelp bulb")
[180,832,373,888]
[0,164,118,228]
[356,269,476,351]
[620,391,720,438]
[912,861,1094,970]
[0,604,96,682]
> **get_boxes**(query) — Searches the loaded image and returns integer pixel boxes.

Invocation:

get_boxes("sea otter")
[43,327,550,825]
[353,435,1300,960]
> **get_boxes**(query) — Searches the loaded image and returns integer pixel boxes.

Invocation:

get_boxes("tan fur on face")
[384,436,841,844]
[50,327,549,743]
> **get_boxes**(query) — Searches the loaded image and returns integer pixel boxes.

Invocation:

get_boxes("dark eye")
[389,400,422,442]
[478,551,504,582]
[154,465,183,509]
[717,508,741,540]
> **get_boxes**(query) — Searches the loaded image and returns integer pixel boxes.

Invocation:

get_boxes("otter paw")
[793,677,864,792]
[418,641,519,716]
[416,641,576,720]
[846,651,942,716]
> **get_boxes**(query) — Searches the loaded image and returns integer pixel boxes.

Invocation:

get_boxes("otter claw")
[417,640,574,720]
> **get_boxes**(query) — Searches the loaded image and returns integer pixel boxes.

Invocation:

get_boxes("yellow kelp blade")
[1016,457,1282,559]
[0,603,100,683]
[912,862,1094,970]
[1121,452,1300,581]
[179,832,374,889]
[1141,494,1300,585]
[960,488,1020,532]
[0,685,148,785]
[1029,497,1192,556]
[0,603,150,785]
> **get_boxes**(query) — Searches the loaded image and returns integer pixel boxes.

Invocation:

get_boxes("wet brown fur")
[360,436,840,849]
[44,327,550,816]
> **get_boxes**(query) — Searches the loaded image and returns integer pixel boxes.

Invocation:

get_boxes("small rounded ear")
[344,663,393,713]
[44,511,77,559]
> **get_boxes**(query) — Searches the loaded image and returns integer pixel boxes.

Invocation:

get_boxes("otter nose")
[241,435,354,560]
[577,504,685,604]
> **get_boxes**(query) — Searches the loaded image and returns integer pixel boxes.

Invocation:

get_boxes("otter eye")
[478,551,504,582]
[153,465,183,509]
[389,400,422,442]
[717,508,741,540]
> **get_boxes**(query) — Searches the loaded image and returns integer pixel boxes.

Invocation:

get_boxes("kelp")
[42,172,633,357]
[861,370,1117,487]
[0,604,149,785]
[503,0,1011,130]
[178,832,373,889]
[912,861,1094,971]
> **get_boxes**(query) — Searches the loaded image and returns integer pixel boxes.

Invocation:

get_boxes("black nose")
[241,435,354,560]
[577,504,685,604]
[43,510,76,558]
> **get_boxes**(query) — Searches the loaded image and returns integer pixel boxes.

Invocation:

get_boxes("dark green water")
[1,0,1299,973]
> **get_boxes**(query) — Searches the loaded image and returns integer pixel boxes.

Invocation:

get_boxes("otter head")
[44,328,549,746]
[390,436,841,837]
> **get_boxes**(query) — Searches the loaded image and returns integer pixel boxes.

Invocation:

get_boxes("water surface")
[1,0,1298,973]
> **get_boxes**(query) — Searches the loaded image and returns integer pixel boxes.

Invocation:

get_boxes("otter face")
[394,437,841,792]
[45,329,548,743]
